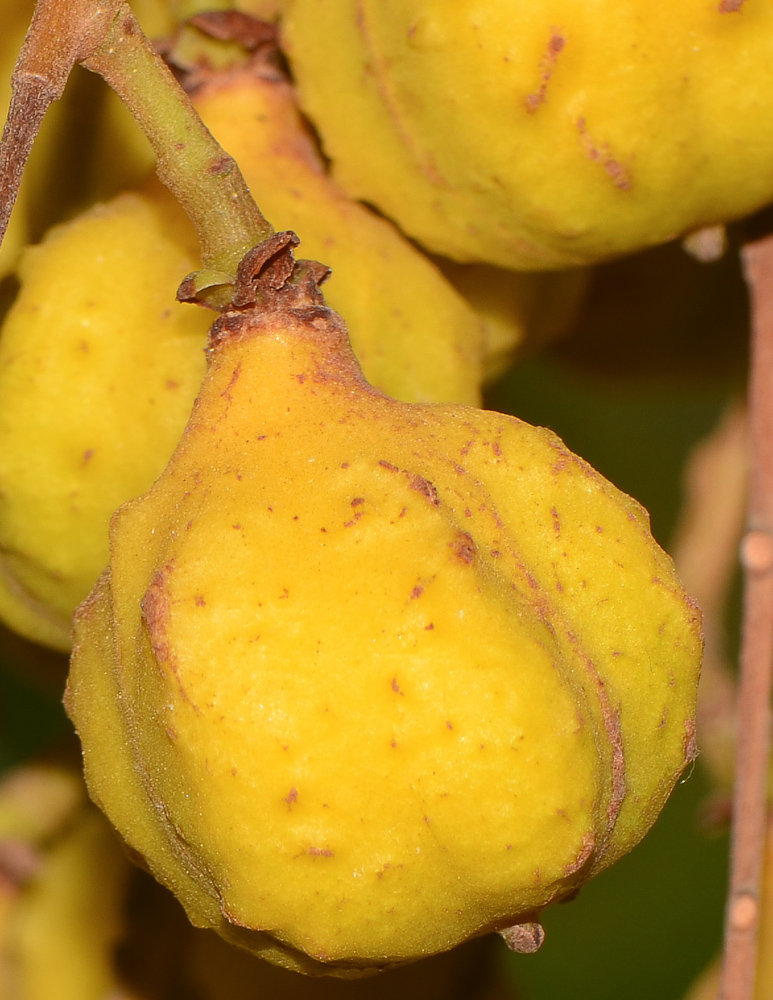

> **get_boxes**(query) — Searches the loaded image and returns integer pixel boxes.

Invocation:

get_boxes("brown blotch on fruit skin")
[450,532,476,565]
[718,0,745,10]
[564,832,596,876]
[407,473,439,505]
[141,566,200,713]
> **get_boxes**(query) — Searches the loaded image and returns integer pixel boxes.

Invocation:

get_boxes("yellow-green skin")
[282,0,773,269]
[0,69,485,652]
[66,273,701,974]
[0,189,211,651]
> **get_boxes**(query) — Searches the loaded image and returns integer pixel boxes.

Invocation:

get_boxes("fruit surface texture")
[66,242,702,975]
[282,0,773,268]
[0,188,210,651]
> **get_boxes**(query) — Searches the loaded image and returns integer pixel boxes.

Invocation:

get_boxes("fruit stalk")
[720,235,773,1000]
[81,2,273,276]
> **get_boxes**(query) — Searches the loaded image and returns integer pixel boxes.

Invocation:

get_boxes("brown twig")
[81,2,273,276]
[671,402,747,809]
[720,235,773,1000]
[0,0,122,249]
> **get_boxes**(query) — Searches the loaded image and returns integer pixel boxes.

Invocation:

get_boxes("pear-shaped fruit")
[281,0,773,268]
[66,235,701,975]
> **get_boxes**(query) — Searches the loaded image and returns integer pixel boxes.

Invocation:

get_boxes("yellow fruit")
[66,237,701,975]
[281,0,773,269]
[0,187,211,651]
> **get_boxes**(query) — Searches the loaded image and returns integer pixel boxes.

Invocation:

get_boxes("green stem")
[82,2,273,276]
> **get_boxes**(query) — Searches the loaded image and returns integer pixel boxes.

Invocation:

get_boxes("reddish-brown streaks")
[141,567,199,712]
[305,846,333,857]
[410,585,424,599]
[379,459,398,472]
[391,677,404,694]
[194,595,206,607]
[551,507,561,538]
[407,473,439,505]
[575,117,632,191]
[220,361,242,402]
[684,718,698,761]
[450,532,476,565]
[525,29,566,112]
[285,787,298,807]
[564,832,596,876]
[718,0,745,10]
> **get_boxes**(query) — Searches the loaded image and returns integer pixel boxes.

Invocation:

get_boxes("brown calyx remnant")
[161,10,283,93]
[180,231,334,347]
[525,29,566,112]
[576,118,631,191]
[499,922,545,954]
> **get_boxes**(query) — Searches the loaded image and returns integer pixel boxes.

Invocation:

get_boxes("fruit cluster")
[5,0,770,996]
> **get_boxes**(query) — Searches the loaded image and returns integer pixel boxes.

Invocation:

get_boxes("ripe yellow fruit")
[66,237,701,975]
[0,188,210,651]
[282,0,773,269]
